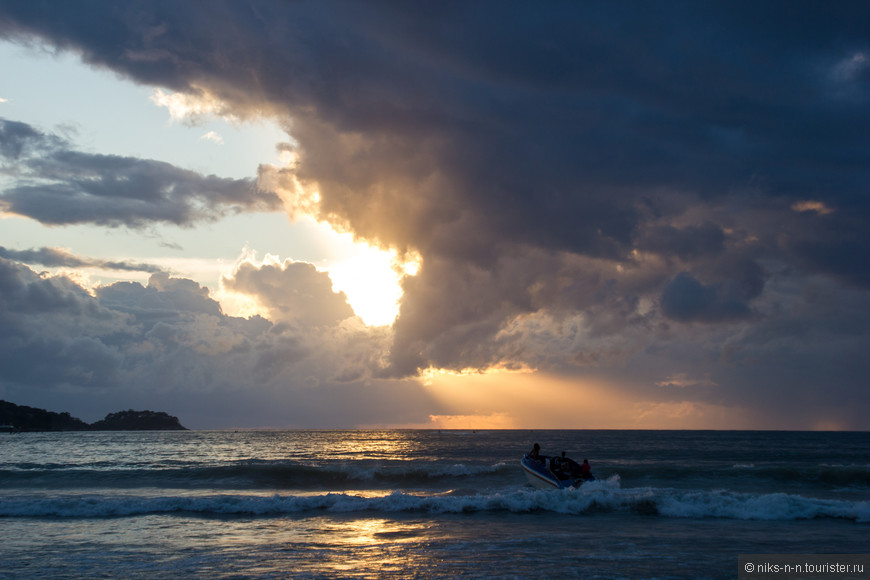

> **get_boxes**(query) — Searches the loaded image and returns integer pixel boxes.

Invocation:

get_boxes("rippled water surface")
[2,430,868,578]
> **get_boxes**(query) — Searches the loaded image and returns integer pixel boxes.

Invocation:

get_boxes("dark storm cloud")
[1,1,869,426]
[1,3,868,240]
[0,245,165,273]
[0,118,281,227]
[660,272,755,323]
[781,211,870,289]
[634,222,726,262]
[614,273,870,428]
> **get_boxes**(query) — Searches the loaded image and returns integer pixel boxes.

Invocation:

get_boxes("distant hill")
[0,400,89,431]
[90,409,187,431]
[0,400,187,432]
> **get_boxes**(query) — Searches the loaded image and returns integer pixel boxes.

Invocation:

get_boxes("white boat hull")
[521,457,571,489]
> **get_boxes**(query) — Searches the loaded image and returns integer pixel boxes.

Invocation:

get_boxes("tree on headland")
[90,409,187,430]
[0,400,187,431]
[0,400,89,431]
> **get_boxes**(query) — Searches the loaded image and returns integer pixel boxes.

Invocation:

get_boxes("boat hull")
[520,456,576,489]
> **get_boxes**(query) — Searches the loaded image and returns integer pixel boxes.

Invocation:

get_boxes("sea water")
[1,430,868,579]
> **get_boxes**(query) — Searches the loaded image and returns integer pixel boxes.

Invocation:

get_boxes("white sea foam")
[3,476,867,522]
[657,490,870,522]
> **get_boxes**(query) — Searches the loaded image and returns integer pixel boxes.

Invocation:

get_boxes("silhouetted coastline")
[0,400,186,431]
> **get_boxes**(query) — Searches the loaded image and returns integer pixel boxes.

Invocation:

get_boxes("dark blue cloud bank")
[1,1,869,427]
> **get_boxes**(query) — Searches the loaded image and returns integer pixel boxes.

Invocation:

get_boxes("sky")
[1,1,869,430]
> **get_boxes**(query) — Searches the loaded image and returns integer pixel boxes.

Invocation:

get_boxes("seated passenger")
[564,456,583,478]
[528,443,547,463]
[579,458,594,481]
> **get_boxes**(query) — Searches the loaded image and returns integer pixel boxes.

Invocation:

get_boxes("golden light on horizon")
[415,370,623,429]
[424,413,517,429]
[418,364,536,385]
[410,369,752,430]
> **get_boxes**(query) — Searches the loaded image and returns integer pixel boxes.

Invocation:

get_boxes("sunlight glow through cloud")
[416,370,751,430]
[312,224,421,327]
[148,84,417,327]
[217,230,420,327]
[150,86,238,125]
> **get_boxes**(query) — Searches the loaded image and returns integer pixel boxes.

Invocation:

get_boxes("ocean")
[1,430,868,579]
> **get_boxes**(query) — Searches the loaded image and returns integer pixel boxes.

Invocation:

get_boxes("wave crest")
[3,478,867,523]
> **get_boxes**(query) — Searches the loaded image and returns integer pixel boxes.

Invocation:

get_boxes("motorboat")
[521,452,593,490]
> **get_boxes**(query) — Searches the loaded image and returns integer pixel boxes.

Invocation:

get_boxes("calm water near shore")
[1,429,868,578]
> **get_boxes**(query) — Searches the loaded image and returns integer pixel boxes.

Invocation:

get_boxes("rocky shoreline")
[0,400,187,432]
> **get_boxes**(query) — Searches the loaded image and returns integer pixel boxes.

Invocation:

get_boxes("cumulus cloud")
[0,258,131,389]
[0,257,431,427]
[221,259,355,327]
[0,118,281,227]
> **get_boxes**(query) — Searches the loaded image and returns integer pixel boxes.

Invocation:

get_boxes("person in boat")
[528,443,548,463]
[579,458,594,481]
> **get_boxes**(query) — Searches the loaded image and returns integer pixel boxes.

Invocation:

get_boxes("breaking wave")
[3,476,868,522]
